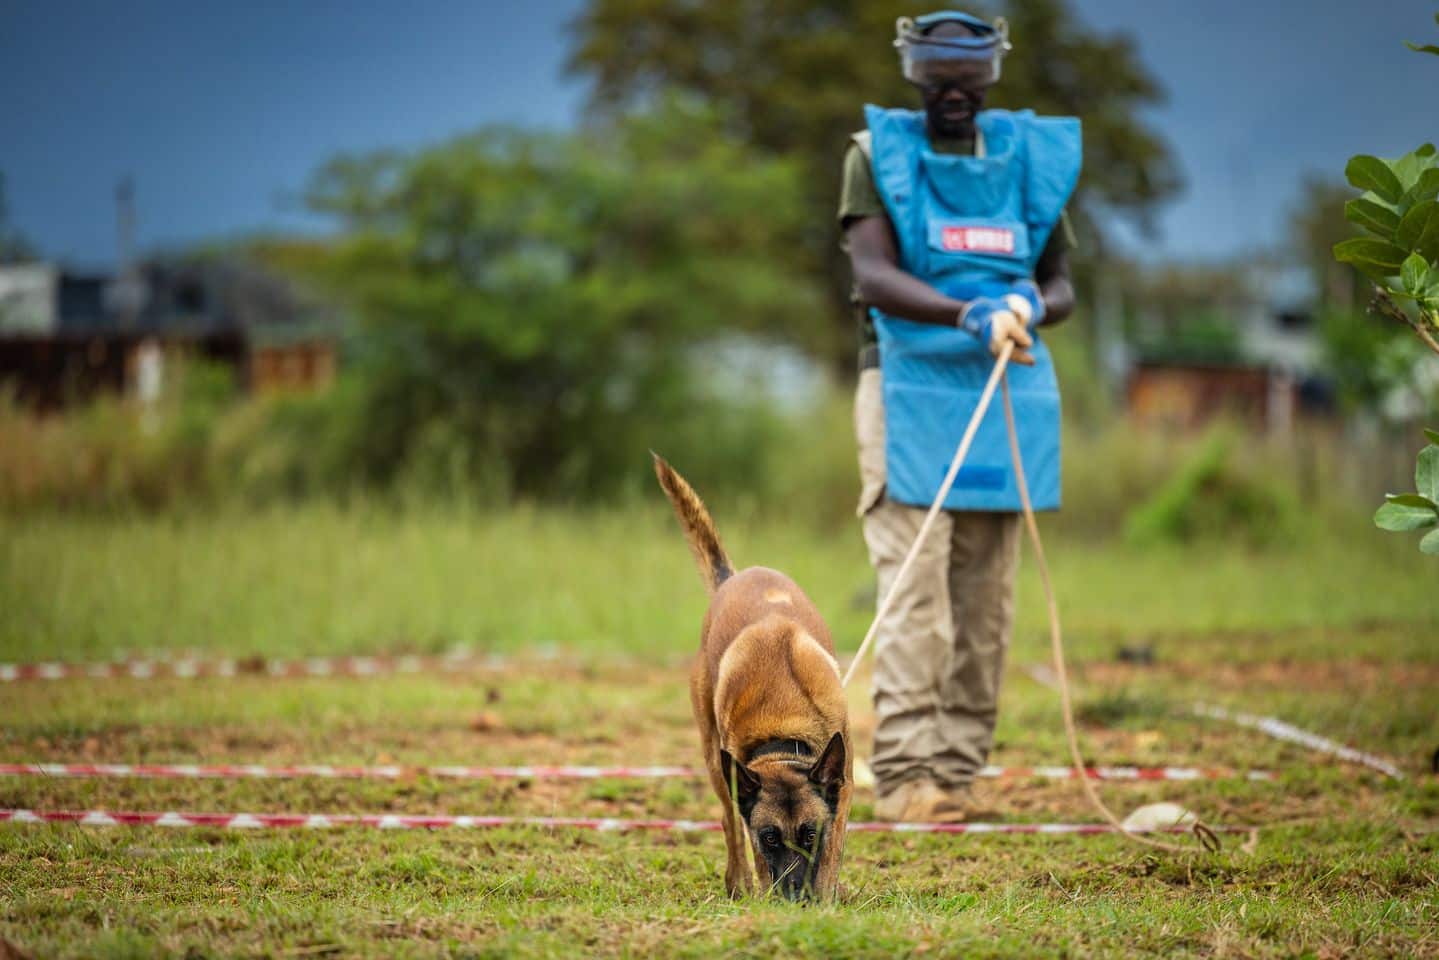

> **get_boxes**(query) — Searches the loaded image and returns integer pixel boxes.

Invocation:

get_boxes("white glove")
[988,309,1035,365]
[1003,293,1035,326]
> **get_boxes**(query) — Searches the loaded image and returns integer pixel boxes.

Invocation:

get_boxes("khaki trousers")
[854,367,1020,791]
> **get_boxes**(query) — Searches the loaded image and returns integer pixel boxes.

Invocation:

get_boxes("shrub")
[1121,429,1299,548]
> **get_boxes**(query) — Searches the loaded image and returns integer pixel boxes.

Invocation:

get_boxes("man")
[839,11,1080,822]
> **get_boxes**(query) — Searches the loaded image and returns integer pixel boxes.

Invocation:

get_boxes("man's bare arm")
[845,216,969,327]
[844,214,1036,365]
[1034,235,1074,326]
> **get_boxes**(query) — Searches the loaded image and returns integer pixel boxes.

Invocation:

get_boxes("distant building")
[1121,261,1332,432]
[0,257,340,411]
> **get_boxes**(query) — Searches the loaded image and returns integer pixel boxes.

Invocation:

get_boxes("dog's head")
[720,732,848,901]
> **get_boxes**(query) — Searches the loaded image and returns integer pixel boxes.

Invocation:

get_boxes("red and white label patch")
[941,226,1015,254]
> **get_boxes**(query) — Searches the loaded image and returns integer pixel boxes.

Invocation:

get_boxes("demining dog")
[653,454,851,901]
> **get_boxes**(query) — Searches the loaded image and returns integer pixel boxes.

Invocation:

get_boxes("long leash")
[842,341,1217,855]
[841,341,1018,689]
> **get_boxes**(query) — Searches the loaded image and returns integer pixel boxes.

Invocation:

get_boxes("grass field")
[2,504,1438,957]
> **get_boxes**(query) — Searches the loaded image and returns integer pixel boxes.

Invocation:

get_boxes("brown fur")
[653,454,852,900]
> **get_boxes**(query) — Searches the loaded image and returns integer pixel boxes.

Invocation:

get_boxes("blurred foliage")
[1046,327,1112,429]
[2,371,1365,558]
[1289,177,1414,414]
[0,360,234,511]
[290,99,825,502]
[1129,309,1242,366]
[1113,261,1246,366]
[1122,428,1298,548]
[1317,306,1433,415]
[569,0,1179,364]
[1291,176,1368,314]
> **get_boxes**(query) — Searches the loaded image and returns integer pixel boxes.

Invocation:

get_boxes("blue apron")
[865,105,1081,511]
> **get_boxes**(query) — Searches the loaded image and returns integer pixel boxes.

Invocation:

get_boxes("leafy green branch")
[1374,430,1439,555]
[1337,14,1439,554]
[1334,144,1439,352]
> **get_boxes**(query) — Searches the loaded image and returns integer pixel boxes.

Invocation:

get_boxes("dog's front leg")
[720,801,754,898]
[811,783,852,900]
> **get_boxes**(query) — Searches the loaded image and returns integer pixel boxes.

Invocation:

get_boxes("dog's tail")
[652,453,733,594]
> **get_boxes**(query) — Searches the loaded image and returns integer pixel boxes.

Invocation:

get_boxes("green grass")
[3,502,1435,666]
[2,504,1438,957]
[2,664,1437,958]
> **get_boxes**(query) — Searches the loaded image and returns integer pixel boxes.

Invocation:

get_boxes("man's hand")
[957,297,1036,366]
[1004,281,1045,326]
[988,309,1035,366]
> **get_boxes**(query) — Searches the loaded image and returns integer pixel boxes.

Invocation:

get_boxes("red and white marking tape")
[0,651,508,683]
[0,762,693,780]
[1193,703,1404,780]
[0,762,1274,783]
[0,808,1245,836]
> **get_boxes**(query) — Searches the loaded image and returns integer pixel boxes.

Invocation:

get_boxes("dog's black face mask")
[721,732,847,901]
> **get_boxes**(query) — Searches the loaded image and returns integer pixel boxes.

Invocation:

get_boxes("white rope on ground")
[1193,703,1404,780]
[0,761,1275,783]
[0,808,1252,836]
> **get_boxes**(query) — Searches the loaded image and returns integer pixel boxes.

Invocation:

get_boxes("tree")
[299,100,825,500]
[567,0,1180,363]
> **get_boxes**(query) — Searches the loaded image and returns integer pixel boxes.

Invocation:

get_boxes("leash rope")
[1001,377,1217,854]
[841,340,1217,855]
[841,341,1018,689]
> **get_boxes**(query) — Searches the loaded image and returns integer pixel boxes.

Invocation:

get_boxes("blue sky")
[3,0,1436,267]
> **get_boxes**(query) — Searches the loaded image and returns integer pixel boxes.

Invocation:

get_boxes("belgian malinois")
[653,454,851,900]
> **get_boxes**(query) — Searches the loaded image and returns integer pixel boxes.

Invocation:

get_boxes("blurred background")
[2,1,1437,649]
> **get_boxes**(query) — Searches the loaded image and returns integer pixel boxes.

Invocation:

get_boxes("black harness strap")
[746,738,815,765]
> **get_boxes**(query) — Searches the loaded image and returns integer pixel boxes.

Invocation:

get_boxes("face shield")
[895,11,1011,92]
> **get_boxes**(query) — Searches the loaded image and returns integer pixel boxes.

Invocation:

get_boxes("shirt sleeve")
[838,141,887,229]
[1055,210,1077,252]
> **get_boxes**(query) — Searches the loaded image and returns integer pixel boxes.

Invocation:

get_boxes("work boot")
[936,781,1000,821]
[900,780,971,823]
[873,779,925,822]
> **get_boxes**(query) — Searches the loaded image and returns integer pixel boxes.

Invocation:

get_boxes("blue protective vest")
[865,105,1081,511]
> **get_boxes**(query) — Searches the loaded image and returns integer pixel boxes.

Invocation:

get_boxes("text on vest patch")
[940,226,1015,254]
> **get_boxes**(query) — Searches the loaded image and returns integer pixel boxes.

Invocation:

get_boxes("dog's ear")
[720,749,761,806]
[808,733,847,806]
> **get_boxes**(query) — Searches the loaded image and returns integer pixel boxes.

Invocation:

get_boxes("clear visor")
[895,16,1009,88]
